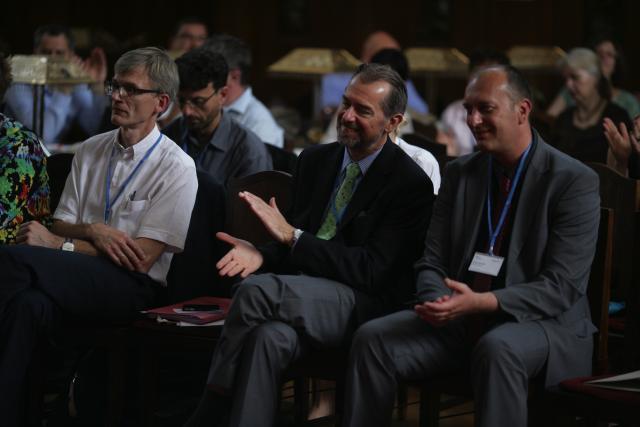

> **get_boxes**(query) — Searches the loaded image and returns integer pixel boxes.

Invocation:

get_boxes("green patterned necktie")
[316,162,361,240]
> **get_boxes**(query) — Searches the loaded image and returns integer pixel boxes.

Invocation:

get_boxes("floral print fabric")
[0,113,50,244]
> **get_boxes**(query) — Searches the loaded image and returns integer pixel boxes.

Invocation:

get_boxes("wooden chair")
[586,162,640,370]
[410,207,615,427]
[586,163,640,303]
[264,143,298,174]
[225,170,293,246]
[543,208,640,426]
[132,170,293,426]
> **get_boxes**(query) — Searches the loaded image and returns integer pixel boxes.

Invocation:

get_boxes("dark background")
[1,0,637,115]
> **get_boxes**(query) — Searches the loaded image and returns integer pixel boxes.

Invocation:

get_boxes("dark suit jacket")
[260,140,434,323]
[415,134,600,386]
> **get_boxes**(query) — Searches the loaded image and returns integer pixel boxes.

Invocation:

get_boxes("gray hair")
[350,63,407,118]
[560,47,601,78]
[203,34,252,86]
[559,47,610,100]
[114,47,179,102]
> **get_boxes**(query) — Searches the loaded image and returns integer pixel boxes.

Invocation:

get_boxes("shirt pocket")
[116,199,150,233]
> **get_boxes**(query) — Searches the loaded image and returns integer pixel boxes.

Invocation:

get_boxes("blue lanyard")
[104,133,163,224]
[486,144,531,255]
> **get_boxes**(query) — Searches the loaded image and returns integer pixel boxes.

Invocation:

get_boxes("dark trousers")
[0,245,158,427]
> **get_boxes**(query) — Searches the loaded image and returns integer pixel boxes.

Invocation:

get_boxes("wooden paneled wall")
[1,0,637,115]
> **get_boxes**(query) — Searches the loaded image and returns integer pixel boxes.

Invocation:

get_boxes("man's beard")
[186,115,212,135]
[337,122,362,148]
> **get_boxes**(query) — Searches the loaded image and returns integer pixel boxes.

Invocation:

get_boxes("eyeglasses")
[177,91,218,109]
[105,80,163,98]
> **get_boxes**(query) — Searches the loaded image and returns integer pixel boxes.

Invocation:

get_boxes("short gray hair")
[115,47,179,102]
[560,48,601,78]
[559,47,611,100]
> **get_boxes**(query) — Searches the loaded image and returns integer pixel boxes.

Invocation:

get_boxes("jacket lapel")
[456,154,489,278]
[506,140,549,278]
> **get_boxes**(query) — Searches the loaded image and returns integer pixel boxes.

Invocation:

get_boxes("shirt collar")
[114,125,162,161]
[339,143,384,176]
[225,86,252,115]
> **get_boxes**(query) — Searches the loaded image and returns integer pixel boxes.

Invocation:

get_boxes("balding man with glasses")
[0,47,197,426]
[163,47,272,187]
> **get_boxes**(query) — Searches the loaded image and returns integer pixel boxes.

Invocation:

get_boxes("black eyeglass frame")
[177,89,220,109]
[105,80,164,97]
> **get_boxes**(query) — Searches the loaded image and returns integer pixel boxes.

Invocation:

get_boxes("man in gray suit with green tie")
[344,64,600,427]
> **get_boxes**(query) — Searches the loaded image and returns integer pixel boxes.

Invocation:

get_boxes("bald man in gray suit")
[344,65,600,427]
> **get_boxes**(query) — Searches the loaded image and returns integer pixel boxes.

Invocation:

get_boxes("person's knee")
[471,331,524,376]
[350,319,389,360]
[232,274,275,303]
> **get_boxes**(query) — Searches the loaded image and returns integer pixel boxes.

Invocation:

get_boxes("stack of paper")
[143,296,231,326]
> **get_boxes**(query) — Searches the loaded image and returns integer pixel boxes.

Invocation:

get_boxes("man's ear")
[385,112,404,134]
[156,93,171,115]
[218,85,229,103]
[517,98,532,125]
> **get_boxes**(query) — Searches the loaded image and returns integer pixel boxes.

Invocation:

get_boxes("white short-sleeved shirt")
[397,137,441,194]
[54,126,198,285]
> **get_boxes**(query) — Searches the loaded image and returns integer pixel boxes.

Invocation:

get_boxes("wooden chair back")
[225,170,293,246]
[587,163,640,302]
[589,208,614,374]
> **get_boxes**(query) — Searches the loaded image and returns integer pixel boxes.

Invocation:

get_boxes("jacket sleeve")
[492,167,600,321]
[414,161,459,302]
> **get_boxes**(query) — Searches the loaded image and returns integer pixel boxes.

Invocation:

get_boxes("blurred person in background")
[547,37,640,120]
[2,24,108,146]
[550,47,635,175]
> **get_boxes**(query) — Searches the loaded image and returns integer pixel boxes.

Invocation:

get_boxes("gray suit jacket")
[415,134,600,386]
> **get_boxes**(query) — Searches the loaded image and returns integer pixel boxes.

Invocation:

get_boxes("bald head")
[464,67,533,165]
[361,31,400,63]
[469,64,532,107]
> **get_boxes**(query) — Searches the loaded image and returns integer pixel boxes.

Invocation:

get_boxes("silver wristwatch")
[291,228,304,247]
[61,237,75,252]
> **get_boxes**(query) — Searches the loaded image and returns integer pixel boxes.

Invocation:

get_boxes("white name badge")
[468,252,504,277]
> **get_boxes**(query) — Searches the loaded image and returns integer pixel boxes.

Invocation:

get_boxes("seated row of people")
[0,40,627,427]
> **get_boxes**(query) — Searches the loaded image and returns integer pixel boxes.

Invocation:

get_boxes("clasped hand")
[414,278,498,327]
[88,223,147,271]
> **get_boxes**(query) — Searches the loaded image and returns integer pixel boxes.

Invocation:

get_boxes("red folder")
[144,297,231,325]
